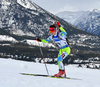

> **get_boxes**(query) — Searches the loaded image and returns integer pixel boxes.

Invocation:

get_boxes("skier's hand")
[56,21,61,27]
[36,37,41,42]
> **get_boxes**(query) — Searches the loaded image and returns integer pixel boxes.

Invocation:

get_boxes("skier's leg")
[57,47,70,69]
[54,49,67,77]
[54,47,70,77]
[57,51,67,70]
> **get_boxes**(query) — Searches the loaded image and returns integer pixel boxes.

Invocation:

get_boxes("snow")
[56,9,100,35]
[0,35,18,42]
[56,11,87,24]
[11,29,36,37]
[1,0,10,9]
[56,10,90,25]
[93,9,100,13]
[0,58,100,87]
[17,0,36,10]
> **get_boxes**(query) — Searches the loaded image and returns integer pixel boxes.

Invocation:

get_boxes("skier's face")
[50,31,56,35]
[49,27,56,35]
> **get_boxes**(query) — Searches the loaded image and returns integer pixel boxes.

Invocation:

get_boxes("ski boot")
[54,69,66,78]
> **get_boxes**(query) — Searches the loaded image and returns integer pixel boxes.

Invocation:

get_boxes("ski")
[20,73,82,80]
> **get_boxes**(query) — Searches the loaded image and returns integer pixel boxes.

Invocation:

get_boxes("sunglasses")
[49,30,54,33]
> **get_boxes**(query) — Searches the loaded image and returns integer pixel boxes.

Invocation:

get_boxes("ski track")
[0,58,100,87]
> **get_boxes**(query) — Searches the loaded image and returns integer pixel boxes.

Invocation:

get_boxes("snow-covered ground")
[0,58,100,87]
[0,35,17,42]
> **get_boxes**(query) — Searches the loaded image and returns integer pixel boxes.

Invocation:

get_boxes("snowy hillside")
[17,0,37,10]
[0,0,55,37]
[56,11,85,24]
[75,9,100,35]
[56,9,100,35]
[0,58,100,87]
[56,11,90,25]
[0,35,17,42]
[0,0,100,61]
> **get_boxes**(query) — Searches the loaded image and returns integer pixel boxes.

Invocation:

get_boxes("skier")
[36,21,71,77]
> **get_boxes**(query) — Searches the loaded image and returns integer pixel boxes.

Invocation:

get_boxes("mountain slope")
[56,9,100,35]
[75,9,100,35]
[0,0,100,60]
[0,0,96,37]
[56,11,90,25]
[0,0,53,37]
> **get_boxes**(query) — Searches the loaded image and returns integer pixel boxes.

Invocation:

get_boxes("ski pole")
[38,42,49,76]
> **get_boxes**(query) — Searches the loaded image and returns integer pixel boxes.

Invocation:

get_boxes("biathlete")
[36,21,71,77]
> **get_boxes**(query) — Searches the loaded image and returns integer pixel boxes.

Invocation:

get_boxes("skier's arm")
[59,26,67,36]
[57,21,67,36]
[41,36,52,43]
[41,39,49,43]
[36,35,52,43]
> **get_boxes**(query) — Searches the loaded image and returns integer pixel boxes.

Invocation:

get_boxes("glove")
[36,37,41,42]
[56,21,61,27]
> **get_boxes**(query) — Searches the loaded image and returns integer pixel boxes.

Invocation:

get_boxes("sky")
[31,0,100,14]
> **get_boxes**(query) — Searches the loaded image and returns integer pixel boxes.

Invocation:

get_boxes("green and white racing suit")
[41,26,71,70]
